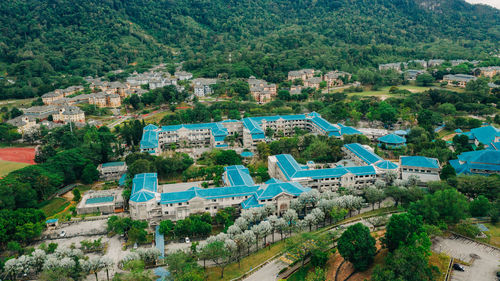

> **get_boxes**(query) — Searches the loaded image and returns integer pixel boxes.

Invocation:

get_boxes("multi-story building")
[140,112,362,155]
[475,66,500,78]
[287,69,315,81]
[52,106,85,124]
[304,77,322,89]
[427,59,445,67]
[379,63,406,72]
[98,161,127,180]
[175,71,193,81]
[450,150,500,175]
[192,78,217,97]
[399,156,440,183]
[129,168,311,222]
[42,86,85,105]
[460,125,500,149]
[324,71,351,87]
[268,153,377,191]
[6,116,37,133]
[89,92,107,107]
[248,76,277,104]
[442,74,477,87]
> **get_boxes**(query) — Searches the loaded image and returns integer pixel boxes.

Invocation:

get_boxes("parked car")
[59,230,66,237]
[453,263,465,271]
[185,237,190,243]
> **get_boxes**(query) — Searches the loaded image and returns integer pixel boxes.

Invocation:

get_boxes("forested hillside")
[0,0,498,99]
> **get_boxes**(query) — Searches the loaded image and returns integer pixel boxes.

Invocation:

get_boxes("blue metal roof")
[344,143,383,165]
[224,165,255,186]
[240,151,254,157]
[257,182,311,200]
[160,185,260,204]
[378,134,406,144]
[376,160,399,170]
[85,196,114,204]
[101,161,125,168]
[46,219,59,224]
[400,156,439,169]
[131,173,158,203]
[119,174,127,186]
[241,196,263,209]
[275,153,376,180]
[140,129,159,149]
[452,150,500,174]
[465,126,500,145]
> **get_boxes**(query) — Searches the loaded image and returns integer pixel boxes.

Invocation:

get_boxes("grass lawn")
[429,252,451,281]
[205,240,287,281]
[39,197,70,217]
[0,160,30,177]
[0,98,35,110]
[479,223,500,248]
[346,85,432,99]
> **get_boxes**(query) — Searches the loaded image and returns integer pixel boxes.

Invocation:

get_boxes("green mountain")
[0,0,498,99]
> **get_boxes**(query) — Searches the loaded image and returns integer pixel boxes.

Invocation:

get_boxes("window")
[213,206,217,209]
[178,203,182,206]
[205,207,209,210]
[164,211,169,215]
[212,199,216,202]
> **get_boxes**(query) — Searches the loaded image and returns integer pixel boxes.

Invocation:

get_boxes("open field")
[429,252,451,281]
[0,98,35,110]
[0,147,36,164]
[480,223,500,248]
[39,197,70,217]
[0,159,30,177]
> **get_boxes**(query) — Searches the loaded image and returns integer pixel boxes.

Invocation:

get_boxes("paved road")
[432,235,500,281]
[243,259,287,281]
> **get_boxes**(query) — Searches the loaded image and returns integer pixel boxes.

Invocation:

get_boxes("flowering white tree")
[119,252,140,267]
[310,208,325,228]
[267,215,279,243]
[4,257,30,280]
[262,204,276,217]
[234,217,249,231]
[283,209,298,236]
[256,220,272,247]
[385,171,398,185]
[334,195,364,216]
[227,224,242,238]
[43,256,75,272]
[318,199,335,224]
[290,199,303,213]
[136,247,161,265]
[321,190,339,200]
[31,249,47,273]
[54,246,83,260]
[100,256,114,281]
[364,186,386,210]
[82,256,106,281]
[375,179,386,189]
[298,189,321,214]
[274,218,287,240]
[239,230,256,256]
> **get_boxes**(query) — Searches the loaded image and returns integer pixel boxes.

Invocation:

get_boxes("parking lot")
[432,235,500,281]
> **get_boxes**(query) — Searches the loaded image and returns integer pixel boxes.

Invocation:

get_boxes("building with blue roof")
[129,168,311,221]
[450,150,500,175]
[140,112,361,155]
[462,125,500,149]
[98,161,127,180]
[377,134,406,149]
[76,189,124,215]
[400,156,441,183]
[268,153,377,191]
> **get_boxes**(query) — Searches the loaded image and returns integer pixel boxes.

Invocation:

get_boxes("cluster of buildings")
[378,59,481,72]
[286,69,351,95]
[248,76,277,103]
[140,112,361,154]
[130,141,442,222]
[7,105,86,133]
[193,78,217,97]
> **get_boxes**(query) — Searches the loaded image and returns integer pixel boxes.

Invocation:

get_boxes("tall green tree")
[337,223,376,271]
